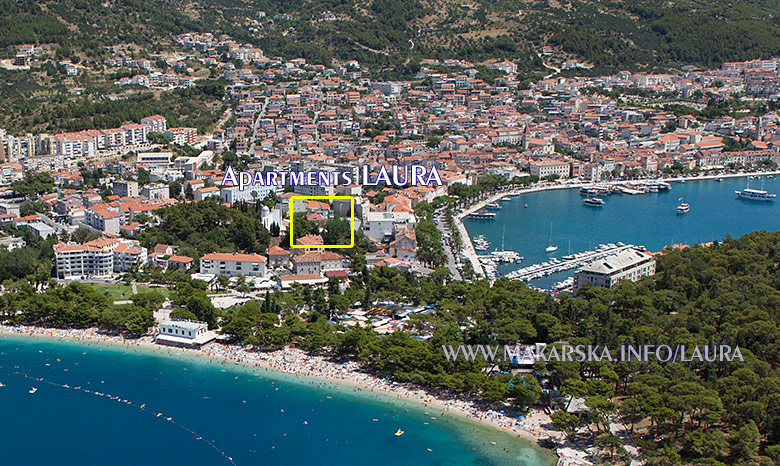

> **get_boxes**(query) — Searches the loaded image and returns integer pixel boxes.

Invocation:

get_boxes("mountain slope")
[1,0,780,74]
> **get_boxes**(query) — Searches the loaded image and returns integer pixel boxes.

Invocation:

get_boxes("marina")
[462,173,780,288]
[504,243,639,282]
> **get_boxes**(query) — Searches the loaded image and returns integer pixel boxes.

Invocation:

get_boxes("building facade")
[574,248,655,291]
[199,252,267,277]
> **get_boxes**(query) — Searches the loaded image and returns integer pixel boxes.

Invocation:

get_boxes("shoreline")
[453,169,780,278]
[0,324,569,465]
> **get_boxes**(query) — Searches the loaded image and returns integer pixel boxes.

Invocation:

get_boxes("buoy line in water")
[11,370,239,466]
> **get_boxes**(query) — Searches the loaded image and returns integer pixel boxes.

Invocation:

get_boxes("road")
[248,96,269,155]
[433,211,462,280]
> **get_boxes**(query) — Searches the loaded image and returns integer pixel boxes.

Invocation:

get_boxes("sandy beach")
[0,324,578,464]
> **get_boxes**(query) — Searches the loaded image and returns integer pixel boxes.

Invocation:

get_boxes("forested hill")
[3,0,780,76]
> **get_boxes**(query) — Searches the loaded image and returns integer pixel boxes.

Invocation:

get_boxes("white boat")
[736,178,776,201]
[545,223,558,253]
[676,197,689,213]
[582,197,605,206]
[29,387,37,394]
[736,188,777,201]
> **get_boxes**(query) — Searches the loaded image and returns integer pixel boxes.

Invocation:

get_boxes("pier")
[504,243,641,282]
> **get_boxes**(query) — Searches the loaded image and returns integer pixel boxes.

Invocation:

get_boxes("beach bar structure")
[156,320,216,348]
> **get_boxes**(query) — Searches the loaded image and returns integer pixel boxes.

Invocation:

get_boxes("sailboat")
[545,223,558,253]
[562,240,574,260]
[395,428,405,437]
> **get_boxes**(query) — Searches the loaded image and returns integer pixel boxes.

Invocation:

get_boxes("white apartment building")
[141,115,167,133]
[84,205,123,235]
[574,248,655,291]
[121,123,150,145]
[55,243,113,279]
[141,184,170,200]
[52,133,97,158]
[220,184,280,204]
[199,252,267,277]
[113,180,139,198]
[363,210,416,241]
[54,239,147,279]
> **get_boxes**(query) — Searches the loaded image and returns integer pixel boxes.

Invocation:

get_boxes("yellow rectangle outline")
[289,196,355,248]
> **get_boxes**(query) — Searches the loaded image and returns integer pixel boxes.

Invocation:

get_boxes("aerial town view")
[2,1,780,465]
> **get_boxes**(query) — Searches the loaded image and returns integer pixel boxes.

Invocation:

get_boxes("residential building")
[141,184,170,200]
[113,180,139,198]
[199,252,267,277]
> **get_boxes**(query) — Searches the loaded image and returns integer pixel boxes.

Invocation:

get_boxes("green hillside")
[2,0,780,73]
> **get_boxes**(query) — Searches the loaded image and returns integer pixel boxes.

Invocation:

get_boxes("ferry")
[582,197,605,206]
[736,188,777,201]
[468,210,497,220]
[485,202,501,210]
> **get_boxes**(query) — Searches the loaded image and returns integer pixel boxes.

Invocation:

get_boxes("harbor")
[503,242,640,282]
[460,172,780,289]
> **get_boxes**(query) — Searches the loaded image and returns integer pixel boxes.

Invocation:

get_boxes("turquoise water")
[464,176,780,287]
[0,335,556,466]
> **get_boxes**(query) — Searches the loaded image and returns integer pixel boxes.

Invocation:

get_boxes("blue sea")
[0,335,556,466]
[464,176,780,287]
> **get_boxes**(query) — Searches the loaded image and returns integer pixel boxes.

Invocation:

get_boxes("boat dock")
[504,243,642,282]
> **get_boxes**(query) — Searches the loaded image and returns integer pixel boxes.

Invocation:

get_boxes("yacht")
[736,188,777,201]
[473,235,491,250]
[736,178,776,201]
[468,210,497,219]
[582,197,605,207]
[676,197,690,213]
[485,202,501,210]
